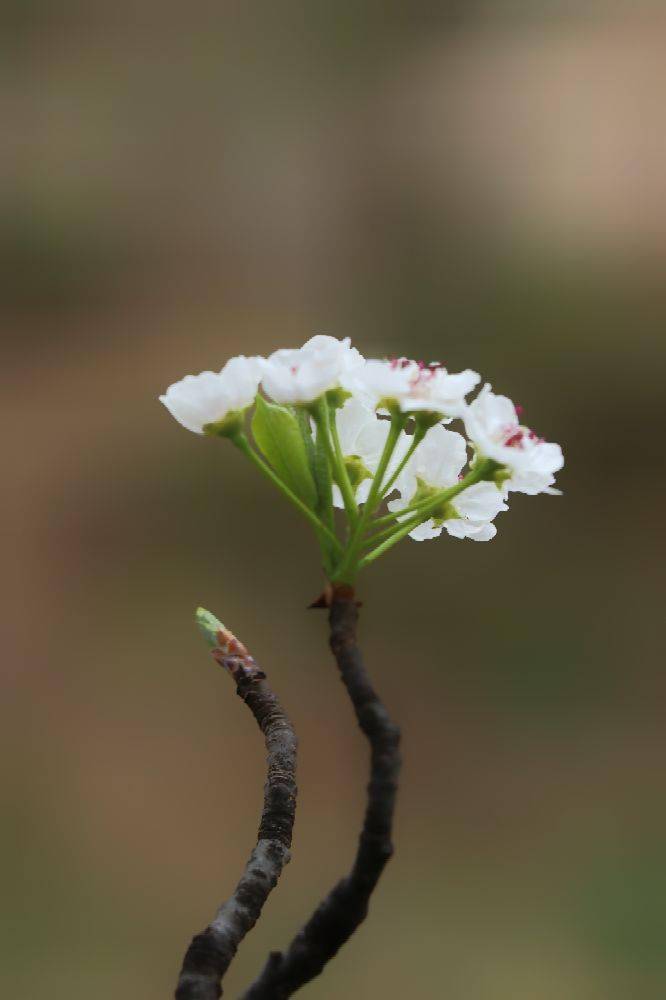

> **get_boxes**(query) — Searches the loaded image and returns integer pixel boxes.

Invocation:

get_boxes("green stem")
[359,511,427,567]
[371,504,420,531]
[313,398,357,528]
[379,426,424,501]
[360,460,497,565]
[363,410,405,514]
[327,403,359,527]
[232,434,342,555]
[366,488,444,542]
[363,518,413,550]
[332,409,405,582]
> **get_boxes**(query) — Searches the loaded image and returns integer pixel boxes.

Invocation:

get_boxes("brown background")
[3,2,666,997]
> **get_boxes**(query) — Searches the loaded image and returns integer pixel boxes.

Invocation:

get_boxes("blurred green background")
[3,2,666,997]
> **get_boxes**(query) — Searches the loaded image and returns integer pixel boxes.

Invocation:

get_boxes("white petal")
[262,336,363,404]
[335,397,377,456]
[445,519,497,541]
[355,479,373,505]
[411,424,467,489]
[160,371,229,433]
[409,519,443,541]
[453,481,507,521]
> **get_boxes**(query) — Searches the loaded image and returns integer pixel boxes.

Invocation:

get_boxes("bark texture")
[242,586,401,999]
[175,629,298,1000]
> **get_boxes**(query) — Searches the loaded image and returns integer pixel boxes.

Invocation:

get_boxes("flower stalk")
[313,397,358,527]
[378,423,425,501]
[331,409,405,583]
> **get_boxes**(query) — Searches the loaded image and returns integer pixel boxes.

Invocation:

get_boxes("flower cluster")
[160,335,563,581]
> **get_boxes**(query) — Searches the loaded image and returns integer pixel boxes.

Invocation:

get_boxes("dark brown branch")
[242,585,401,999]
[175,619,298,1000]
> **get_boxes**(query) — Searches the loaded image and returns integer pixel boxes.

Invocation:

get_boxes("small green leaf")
[251,395,318,508]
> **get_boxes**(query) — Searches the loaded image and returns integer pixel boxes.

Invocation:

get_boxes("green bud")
[196,607,225,648]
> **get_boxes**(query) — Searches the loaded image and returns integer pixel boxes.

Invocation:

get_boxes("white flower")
[330,397,410,508]
[393,423,467,496]
[336,396,390,466]
[160,355,263,434]
[341,357,479,417]
[464,384,564,495]
[442,482,508,541]
[262,335,364,405]
[388,423,507,541]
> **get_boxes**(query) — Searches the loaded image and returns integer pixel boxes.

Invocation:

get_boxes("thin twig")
[242,585,401,999]
[175,609,298,1000]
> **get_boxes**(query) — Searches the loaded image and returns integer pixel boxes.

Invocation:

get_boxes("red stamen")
[504,427,525,448]
[503,423,544,448]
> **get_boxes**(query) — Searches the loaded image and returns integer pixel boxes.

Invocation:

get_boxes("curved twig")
[175,609,298,1000]
[242,585,401,999]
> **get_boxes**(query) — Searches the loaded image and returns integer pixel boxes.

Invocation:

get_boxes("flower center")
[388,356,446,376]
[501,423,543,448]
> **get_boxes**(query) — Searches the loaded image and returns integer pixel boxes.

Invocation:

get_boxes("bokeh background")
[4,2,666,997]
